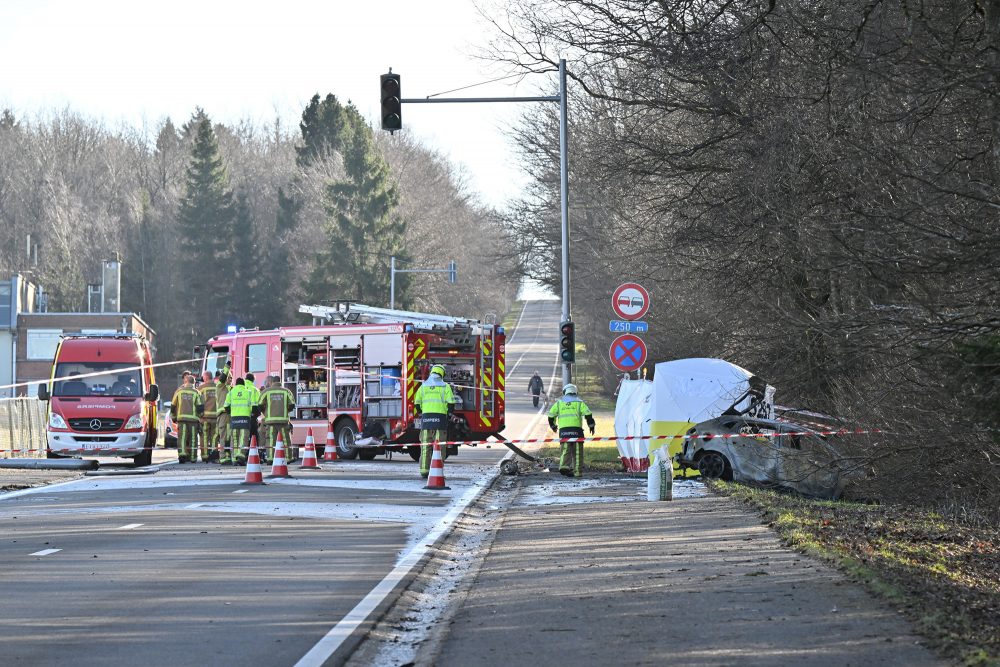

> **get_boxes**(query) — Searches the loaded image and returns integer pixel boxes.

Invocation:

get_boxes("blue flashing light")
[497,327,505,335]
[226,325,238,334]
[404,324,414,332]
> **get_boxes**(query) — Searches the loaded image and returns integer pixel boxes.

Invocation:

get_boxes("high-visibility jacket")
[198,381,218,418]
[260,386,295,424]
[549,396,592,429]
[171,387,203,423]
[216,382,230,420]
[223,384,254,418]
[414,381,456,415]
[246,382,261,410]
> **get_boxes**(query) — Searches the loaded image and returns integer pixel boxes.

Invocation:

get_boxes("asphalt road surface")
[0,299,561,667]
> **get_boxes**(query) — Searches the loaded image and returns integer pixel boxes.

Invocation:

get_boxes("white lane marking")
[232,489,249,494]
[294,383,550,667]
[185,503,203,509]
[30,548,62,556]
[116,523,144,530]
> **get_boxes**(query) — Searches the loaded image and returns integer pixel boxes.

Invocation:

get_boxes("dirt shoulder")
[713,481,1000,667]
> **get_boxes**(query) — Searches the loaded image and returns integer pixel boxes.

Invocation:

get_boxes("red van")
[38,334,159,466]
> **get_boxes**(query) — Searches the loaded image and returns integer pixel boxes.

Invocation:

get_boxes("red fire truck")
[198,303,505,461]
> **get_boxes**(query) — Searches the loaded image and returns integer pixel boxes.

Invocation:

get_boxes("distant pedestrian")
[548,383,595,478]
[528,371,544,408]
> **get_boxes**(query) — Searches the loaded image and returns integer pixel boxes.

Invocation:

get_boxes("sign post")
[609,282,650,374]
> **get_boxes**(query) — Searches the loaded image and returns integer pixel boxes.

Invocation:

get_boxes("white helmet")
[562,383,578,396]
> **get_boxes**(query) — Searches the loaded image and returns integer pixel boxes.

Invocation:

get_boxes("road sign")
[609,320,649,334]
[612,283,650,321]
[610,334,647,372]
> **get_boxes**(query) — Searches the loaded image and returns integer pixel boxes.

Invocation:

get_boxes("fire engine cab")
[200,303,505,461]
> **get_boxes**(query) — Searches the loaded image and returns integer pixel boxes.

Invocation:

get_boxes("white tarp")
[615,358,775,473]
[614,379,653,472]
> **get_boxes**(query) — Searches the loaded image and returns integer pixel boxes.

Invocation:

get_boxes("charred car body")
[676,416,854,499]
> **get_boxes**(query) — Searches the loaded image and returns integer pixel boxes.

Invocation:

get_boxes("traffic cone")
[423,442,450,491]
[323,423,338,461]
[241,435,265,486]
[267,432,291,479]
[299,427,321,470]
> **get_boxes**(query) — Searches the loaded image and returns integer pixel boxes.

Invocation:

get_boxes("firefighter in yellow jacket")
[215,372,232,463]
[413,364,456,477]
[171,374,204,464]
[222,377,253,465]
[548,383,595,477]
[259,375,295,462]
[197,372,219,463]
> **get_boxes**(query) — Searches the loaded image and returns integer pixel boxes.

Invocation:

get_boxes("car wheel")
[698,451,731,480]
[133,447,152,467]
[335,420,359,460]
[358,449,377,461]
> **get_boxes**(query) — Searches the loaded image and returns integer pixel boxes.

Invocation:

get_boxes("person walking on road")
[197,372,219,463]
[413,364,456,478]
[171,374,204,464]
[215,372,232,463]
[548,383,596,478]
[259,375,295,462]
[222,377,253,465]
[528,371,544,408]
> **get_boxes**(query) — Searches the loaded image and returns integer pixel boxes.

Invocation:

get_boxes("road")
[0,299,562,666]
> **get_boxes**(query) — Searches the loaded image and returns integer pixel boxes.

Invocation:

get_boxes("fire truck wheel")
[407,446,421,461]
[334,420,359,460]
[358,449,377,461]
[133,448,152,467]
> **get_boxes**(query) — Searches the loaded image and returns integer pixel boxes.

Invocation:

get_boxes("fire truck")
[198,303,505,461]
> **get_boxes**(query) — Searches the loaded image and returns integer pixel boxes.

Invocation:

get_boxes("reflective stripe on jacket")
[414,383,455,415]
[548,397,592,429]
[172,387,203,423]
[260,387,295,423]
[198,382,218,418]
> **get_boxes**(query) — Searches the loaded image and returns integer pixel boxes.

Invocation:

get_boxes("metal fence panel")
[0,398,47,458]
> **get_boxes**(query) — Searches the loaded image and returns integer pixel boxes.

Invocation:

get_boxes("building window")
[26,329,62,360]
[0,283,10,327]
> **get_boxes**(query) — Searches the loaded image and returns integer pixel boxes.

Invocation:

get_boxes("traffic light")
[559,321,575,363]
[380,72,401,132]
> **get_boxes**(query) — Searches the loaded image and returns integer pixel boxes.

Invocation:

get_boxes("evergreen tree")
[258,186,300,326]
[296,93,353,168]
[230,189,260,326]
[307,102,405,304]
[176,108,235,344]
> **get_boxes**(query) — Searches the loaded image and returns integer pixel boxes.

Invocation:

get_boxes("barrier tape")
[0,356,204,394]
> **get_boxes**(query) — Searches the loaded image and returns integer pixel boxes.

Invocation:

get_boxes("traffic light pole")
[398,59,572,385]
[390,256,457,309]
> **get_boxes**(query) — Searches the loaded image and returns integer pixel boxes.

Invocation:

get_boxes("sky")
[0,0,549,210]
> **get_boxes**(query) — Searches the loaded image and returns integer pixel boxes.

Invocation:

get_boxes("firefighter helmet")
[430,364,446,378]
[562,383,579,395]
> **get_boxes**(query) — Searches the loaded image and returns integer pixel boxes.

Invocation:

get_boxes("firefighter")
[413,364,456,478]
[197,371,219,463]
[170,374,204,463]
[216,372,232,463]
[259,375,295,462]
[222,377,253,465]
[548,383,596,478]
[245,372,262,459]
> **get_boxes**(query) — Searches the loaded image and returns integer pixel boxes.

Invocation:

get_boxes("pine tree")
[307,102,405,304]
[258,186,300,327]
[230,189,260,326]
[296,93,353,168]
[176,108,235,344]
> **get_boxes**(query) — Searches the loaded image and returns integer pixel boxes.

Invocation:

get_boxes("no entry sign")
[612,283,650,321]
[610,334,647,372]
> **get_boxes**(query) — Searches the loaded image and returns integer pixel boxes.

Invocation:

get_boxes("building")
[0,274,41,399]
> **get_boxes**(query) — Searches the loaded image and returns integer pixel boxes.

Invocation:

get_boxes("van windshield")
[53,363,142,397]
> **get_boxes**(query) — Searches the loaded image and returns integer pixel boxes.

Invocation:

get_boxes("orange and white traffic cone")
[299,427,321,470]
[267,432,291,479]
[423,441,450,491]
[241,435,265,486]
[323,423,338,461]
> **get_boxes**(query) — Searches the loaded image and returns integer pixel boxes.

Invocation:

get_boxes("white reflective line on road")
[117,523,144,530]
[232,489,249,494]
[185,503,203,509]
[30,548,62,556]
[294,378,552,667]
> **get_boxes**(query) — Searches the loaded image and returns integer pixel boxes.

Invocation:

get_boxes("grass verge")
[711,481,1000,667]
[501,300,526,332]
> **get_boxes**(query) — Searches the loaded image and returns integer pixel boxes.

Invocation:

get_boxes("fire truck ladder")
[299,303,486,334]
